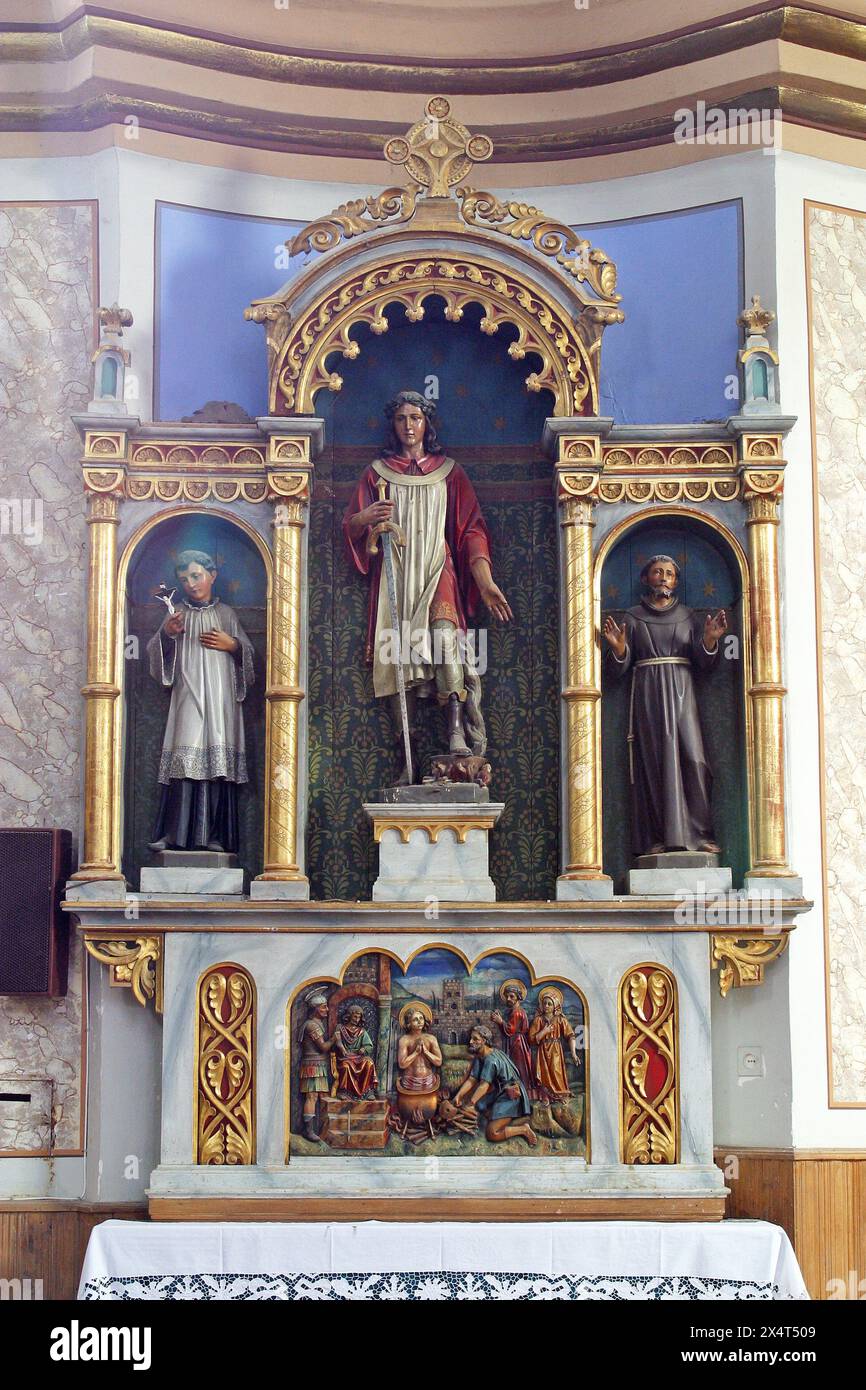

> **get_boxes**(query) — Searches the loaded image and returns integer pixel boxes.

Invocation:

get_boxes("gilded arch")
[246,97,623,422]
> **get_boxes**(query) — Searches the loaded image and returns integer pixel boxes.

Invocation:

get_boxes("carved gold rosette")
[620,965,679,1165]
[196,965,256,1166]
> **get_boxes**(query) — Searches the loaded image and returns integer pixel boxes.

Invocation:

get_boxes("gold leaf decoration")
[620,965,679,1165]
[196,964,255,1166]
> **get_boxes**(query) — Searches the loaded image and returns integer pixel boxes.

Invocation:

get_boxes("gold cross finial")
[384,96,493,198]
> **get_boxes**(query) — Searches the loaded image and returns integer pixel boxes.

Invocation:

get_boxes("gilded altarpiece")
[70,99,810,1220]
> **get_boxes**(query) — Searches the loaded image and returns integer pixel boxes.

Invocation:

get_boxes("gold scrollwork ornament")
[84,936,163,1012]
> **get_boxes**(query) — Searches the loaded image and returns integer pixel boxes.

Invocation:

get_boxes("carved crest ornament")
[246,97,624,418]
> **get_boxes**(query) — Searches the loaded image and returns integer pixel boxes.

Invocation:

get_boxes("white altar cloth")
[79,1219,808,1300]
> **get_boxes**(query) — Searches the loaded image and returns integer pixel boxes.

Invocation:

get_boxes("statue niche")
[306,299,560,902]
[122,513,267,885]
[600,515,749,891]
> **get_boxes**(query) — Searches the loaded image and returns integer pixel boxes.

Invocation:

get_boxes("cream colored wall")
[774,152,866,1142]
[0,202,94,1181]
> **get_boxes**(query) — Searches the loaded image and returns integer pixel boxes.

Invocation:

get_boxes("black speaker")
[0,828,72,996]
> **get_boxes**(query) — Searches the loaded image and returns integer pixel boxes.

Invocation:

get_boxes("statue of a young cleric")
[603,554,727,858]
[147,549,254,854]
[343,391,512,779]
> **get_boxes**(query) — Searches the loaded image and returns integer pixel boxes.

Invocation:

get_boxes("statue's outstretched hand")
[480,579,513,623]
[703,609,728,650]
[164,612,185,638]
[603,616,627,659]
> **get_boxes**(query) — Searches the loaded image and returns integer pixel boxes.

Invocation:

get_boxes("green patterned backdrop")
[307,447,560,901]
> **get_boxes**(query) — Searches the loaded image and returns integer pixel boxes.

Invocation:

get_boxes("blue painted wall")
[583,201,743,424]
[155,198,743,425]
[155,203,307,421]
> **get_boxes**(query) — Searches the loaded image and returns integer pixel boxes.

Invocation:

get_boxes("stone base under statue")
[141,849,245,896]
[628,851,731,898]
[365,785,503,901]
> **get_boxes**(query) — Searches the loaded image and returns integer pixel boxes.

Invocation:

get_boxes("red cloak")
[342,453,492,663]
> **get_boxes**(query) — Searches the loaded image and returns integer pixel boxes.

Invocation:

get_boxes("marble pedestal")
[629,851,731,898]
[365,786,503,901]
[147,924,726,1214]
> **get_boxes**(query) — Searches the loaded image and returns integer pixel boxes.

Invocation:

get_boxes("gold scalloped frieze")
[273,255,594,417]
[595,476,742,503]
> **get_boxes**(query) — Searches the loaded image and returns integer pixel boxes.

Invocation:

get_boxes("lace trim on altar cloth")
[80,1271,796,1301]
[157,745,248,783]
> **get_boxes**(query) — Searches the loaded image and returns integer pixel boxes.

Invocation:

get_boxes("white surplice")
[147,600,254,783]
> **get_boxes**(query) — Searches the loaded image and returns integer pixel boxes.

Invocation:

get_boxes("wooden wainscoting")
[715,1147,866,1300]
[0,1201,147,1301]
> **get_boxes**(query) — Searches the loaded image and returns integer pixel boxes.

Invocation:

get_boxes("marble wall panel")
[808,203,866,1104]
[0,201,95,1152]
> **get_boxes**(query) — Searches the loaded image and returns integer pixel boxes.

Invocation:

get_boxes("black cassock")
[606,598,718,855]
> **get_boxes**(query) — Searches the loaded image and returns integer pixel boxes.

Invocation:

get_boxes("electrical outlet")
[738,1046,765,1077]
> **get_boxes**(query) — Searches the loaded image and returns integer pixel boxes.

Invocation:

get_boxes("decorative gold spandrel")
[84,935,163,1012]
[195,965,255,1166]
[456,188,621,305]
[712,934,789,997]
[288,186,422,257]
[620,965,679,1165]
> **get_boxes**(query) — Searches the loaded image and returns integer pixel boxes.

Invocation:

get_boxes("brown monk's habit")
[606,598,719,855]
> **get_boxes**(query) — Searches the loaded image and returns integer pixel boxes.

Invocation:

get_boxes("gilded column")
[740,449,792,878]
[556,463,610,893]
[73,468,125,881]
[256,467,311,893]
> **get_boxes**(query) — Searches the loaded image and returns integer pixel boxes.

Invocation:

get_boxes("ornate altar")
[66,99,809,1220]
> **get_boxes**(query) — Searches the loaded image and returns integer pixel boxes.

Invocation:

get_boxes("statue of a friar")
[343,390,511,780]
[147,549,255,854]
[603,554,727,858]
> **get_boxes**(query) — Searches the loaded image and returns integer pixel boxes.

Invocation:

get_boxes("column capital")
[543,415,614,460]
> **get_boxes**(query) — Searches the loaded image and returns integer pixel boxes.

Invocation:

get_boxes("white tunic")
[147,600,254,783]
[371,456,455,698]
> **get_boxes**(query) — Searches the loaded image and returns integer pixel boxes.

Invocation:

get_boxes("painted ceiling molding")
[2,5,865,92]
[1,4,865,162]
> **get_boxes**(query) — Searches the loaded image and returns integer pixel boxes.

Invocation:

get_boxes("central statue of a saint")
[343,390,511,780]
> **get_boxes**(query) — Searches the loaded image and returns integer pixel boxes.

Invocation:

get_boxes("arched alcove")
[599,512,750,890]
[121,512,269,884]
[306,300,559,900]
